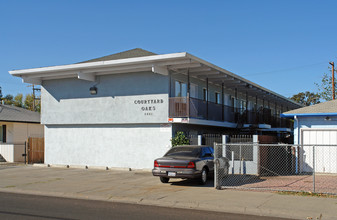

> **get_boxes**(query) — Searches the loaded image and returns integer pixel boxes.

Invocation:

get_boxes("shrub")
[171,131,190,147]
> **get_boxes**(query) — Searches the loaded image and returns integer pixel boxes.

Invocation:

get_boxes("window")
[165,147,201,157]
[239,100,247,113]
[203,88,208,101]
[175,81,187,97]
[201,147,213,158]
[0,125,6,143]
[215,92,220,104]
[190,83,198,98]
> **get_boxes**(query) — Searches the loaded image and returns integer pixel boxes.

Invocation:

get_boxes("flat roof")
[9,49,302,109]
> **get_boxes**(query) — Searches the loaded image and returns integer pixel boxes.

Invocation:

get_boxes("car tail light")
[187,162,195,168]
[154,160,159,167]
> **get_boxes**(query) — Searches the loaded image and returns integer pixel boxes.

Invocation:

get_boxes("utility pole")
[0,86,2,104]
[33,85,41,111]
[330,62,335,100]
[28,84,41,111]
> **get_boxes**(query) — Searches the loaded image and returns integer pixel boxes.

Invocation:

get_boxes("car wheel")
[199,167,208,185]
[160,177,169,183]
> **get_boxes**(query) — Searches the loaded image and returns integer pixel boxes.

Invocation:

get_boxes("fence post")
[239,145,242,174]
[295,145,299,174]
[198,135,202,145]
[24,141,27,164]
[313,145,315,193]
[222,135,228,158]
[231,151,234,174]
[253,135,259,175]
[213,142,220,189]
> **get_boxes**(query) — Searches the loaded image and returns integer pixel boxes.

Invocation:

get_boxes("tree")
[290,91,320,106]
[171,131,190,147]
[3,94,14,105]
[23,93,41,112]
[14,94,23,107]
[315,67,337,101]
[24,94,34,111]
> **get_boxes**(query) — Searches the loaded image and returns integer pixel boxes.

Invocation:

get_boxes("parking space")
[0,164,336,220]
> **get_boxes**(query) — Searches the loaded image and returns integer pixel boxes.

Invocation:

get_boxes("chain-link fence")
[214,143,337,195]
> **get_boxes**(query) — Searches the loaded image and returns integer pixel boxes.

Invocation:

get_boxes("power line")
[241,61,327,76]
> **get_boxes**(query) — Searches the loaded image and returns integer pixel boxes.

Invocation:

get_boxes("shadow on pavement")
[169,178,214,188]
[221,175,265,187]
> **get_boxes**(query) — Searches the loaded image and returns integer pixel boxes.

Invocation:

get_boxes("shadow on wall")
[43,73,169,102]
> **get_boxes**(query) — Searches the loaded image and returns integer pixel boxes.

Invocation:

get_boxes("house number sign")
[134,99,164,116]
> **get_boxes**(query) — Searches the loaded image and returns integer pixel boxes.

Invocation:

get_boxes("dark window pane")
[165,147,200,157]
[0,125,5,143]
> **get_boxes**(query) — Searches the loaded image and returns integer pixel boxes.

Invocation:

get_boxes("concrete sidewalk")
[0,164,336,220]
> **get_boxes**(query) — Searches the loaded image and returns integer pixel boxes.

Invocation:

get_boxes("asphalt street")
[0,192,293,220]
[0,165,335,219]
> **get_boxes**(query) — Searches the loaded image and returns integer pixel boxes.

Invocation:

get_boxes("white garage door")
[301,129,337,173]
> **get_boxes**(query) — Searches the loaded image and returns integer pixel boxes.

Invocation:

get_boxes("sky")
[1,0,337,100]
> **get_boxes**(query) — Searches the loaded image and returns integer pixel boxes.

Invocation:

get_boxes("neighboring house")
[282,100,337,173]
[9,48,301,169]
[0,104,43,162]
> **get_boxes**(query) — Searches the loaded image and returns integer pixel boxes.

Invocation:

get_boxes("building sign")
[134,98,165,116]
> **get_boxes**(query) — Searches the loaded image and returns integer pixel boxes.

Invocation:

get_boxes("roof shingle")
[283,99,337,115]
[79,48,157,63]
[0,104,40,123]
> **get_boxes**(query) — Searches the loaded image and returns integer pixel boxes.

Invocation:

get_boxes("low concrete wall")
[44,123,173,169]
[0,144,25,162]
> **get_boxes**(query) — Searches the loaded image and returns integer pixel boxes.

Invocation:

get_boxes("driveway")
[0,164,336,220]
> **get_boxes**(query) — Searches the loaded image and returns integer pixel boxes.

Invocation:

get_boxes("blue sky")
[1,0,336,99]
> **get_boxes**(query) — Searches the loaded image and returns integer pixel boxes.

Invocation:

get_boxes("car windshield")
[165,147,200,157]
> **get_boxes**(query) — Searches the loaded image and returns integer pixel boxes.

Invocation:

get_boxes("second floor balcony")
[169,97,293,128]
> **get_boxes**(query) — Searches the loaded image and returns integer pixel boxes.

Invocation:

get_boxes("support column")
[169,70,172,98]
[255,95,258,111]
[235,88,238,112]
[187,69,190,117]
[198,135,202,145]
[222,83,224,121]
[274,102,280,126]
[206,78,209,120]
[255,96,258,124]
[246,91,248,123]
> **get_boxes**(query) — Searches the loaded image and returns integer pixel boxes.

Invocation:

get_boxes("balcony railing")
[169,97,293,128]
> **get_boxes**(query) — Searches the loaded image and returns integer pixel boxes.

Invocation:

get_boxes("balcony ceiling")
[167,58,300,109]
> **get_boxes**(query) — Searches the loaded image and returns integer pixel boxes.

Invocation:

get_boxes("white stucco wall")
[40,71,172,169]
[292,116,337,173]
[44,124,172,169]
[294,116,337,144]
[41,71,169,125]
